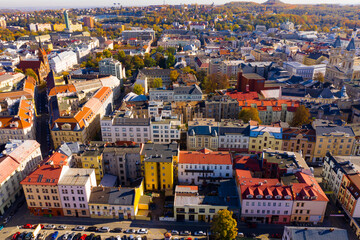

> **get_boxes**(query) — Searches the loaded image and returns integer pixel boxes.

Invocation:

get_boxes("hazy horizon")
[1,0,360,10]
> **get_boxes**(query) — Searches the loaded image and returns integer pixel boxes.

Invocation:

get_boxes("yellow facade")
[51,129,86,149]
[290,201,327,223]
[81,152,104,184]
[248,131,283,153]
[53,24,66,31]
[313,133,355,162]
[144,161,174,191]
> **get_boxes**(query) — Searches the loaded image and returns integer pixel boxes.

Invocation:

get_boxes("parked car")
[180,231,191,236]
[114,236,121,240]
[87,226,98,232]
[88,233,95,240]
[23,224,32,229]
[79,234,87,240]
[74,226,85,231]
[129,235,134,240]
[3,216,12,225]
[194,231,206,236]
[12,232,20,240]
[94,236,102,240]
[24,232,33,240]
[73,233,82,240]
[137,229,148,234]
[37,233,45,240]
[51,231,59,240]
[58,225,67,230]
[124,229,134,234]
[171,230,179,235]
[44,224,56,229]
[111,228,122,233]
[67,232,76,240]
[98,227,110,232]
[62,232,70,240]
[136,236,142,240]
[237,232,244,237]
[18,232,28,240]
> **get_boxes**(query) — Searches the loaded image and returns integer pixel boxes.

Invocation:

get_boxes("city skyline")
[1,0,360,10]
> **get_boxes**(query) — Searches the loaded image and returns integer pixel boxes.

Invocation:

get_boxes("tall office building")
[64,10,70,29]
[83,16,94,28]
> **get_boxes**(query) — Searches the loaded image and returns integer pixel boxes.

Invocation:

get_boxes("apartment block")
[248,125,283,153]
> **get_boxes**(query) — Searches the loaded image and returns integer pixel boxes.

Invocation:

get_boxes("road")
[35,89,52,157]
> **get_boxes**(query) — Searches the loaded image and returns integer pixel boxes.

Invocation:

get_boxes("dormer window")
[310,196,317,200]
[275,195,282,199]
[266,195,272,199]
[303,196,309,200]
[256,195,263,199]
[247,194,253,199]
[284,195,291,200]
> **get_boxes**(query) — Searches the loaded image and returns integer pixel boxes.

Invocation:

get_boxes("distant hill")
[262,0,285,5]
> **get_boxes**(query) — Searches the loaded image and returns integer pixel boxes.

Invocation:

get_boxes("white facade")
[283,62,326,80]
[218,134,249,150]
[241,199,293,218]
[149,89,174,101]
[0,140,42,215]
[101,116,151,143]
[151,118,181,144]
[322,156,345,196]
[49,51,78,73]
[178,163,233,185]
[58,168,96,217]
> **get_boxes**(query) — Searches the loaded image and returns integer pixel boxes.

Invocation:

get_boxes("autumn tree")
[211,209,238,240]
[166,53,176,68]
[203,73,229,94]
[291,105,311,127]
[170,70,179,83]
[133,84,144,95]
[25,68,39,83]
[239,108,261,123]
[313,72,324,82]
[151,78,163,88]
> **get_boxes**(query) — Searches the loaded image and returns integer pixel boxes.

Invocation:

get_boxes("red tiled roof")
[48,84,76,97]
[291,172,328,202]
[21,162,64,186]
[226,91,259,101]
[179,150,232,165]
[0,156,20,184]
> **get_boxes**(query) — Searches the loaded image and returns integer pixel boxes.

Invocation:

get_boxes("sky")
[2,0,360,9]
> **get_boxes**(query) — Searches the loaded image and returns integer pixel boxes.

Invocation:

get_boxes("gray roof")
[89,187,135,206]
[137,69,174,78]
[99,174,118,187]
[174,85,202,95]
[333,36,341,48]
[347,38,356,51]
[103,146,141,155]
[315,125,355,137]
[142,143,178,163]
[113,117,150,126]
[58,168,94,186]
[57,142,83,157]
[285,226,348,240]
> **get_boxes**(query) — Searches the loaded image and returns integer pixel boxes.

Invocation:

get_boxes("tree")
[133,55,144,69]
[25,68,39,83]
[103,49,112,58]
[211,209,238,240]
[133,84,144,95]
[239,108,261,123]
[291,105,311,127]
[170,70,179,83]
[203,73,229,94]
[313,72,324,82]
[151,78,163,88]
[166,53,176,68]
[14,68,23,73]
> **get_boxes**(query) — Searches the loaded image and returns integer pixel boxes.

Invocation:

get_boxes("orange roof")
[226,91,259,101]
[292,172,328,202]
[46,152,68,166]
[0,99,34,129]
[235,169,253,179]
[21,164,63,186]
[179,150,232,165]
[93,87,111,102]
[0,156,20,184]
[238,99,300,108]
[48,84,76,97]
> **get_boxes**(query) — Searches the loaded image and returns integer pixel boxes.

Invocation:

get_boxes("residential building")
[58,168,97,217]
[174,185,230,222]
[101,111,151,143]
[218,120,250,152]
[88,183,144,220]
[283,62,326,80]
[209,60,243,78]
[29,23,52,32]
[158,35,201,49]
[151,116,181,144]
[21,155,70,216]
[141,143,179,191]
[149,85,202,102]
[102,144,143,186]
[248,125,283,153]
[237,72,266,93]
[83,16,95,28]
[80,149,104,184]
[187,118,219,151]
[313,122,355,162]
[122,29,155,41]
[178,149,233,185]
[280,21,295,31]
[282,128,316,162]
[51,87,113,148]
[134,69,176,94]
[99,58,125,85]
[18,47,50,82]
[0,140,42,216]
[205,95,240,121]
[49,51,78,74]
[282,227,348,240]
[338,173,360,218]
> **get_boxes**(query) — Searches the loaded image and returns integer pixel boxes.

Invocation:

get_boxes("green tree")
[151,78,163,88]
[144,53,156,67]
[239,108,261,123]
[182,66,196,75]
[203,73,229,94]
[166,53,176,68]
[14,68,23,73]
[133,84,144,95]
[211,209,238,240]
[170,70,179,83]
[103,49,112,58]
[133,55,145,69]
[25,68,39,83]
[291,105,311,127]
